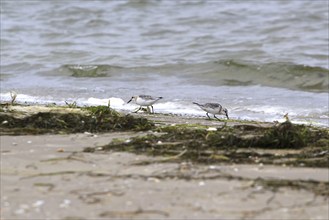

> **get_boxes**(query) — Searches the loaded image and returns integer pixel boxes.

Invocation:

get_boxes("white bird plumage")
[127,95,163,113]
[193,102,229,120]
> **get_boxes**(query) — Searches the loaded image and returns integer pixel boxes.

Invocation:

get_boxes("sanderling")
[127,95,163,113]
[193,102,229,120]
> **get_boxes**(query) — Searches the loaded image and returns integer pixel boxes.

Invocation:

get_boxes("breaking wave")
[56,60,328,92]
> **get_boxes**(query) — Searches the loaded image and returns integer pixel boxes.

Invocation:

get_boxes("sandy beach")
[1,105,328,219]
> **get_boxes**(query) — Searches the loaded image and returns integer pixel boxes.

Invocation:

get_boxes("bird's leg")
[146,106,152,113]
[151,105,154,114]
[206,112,211,120]
[214,115,221,121]
[133,106,142,113]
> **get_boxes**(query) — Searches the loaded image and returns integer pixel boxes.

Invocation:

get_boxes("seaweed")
[1,103,328,167]
[86,122,329,167]
[0,105,154,135]
[257,121,308,148]
[253,178,329,197]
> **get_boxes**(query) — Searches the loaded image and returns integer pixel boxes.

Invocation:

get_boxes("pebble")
[32,200,45,207]
[59,199,71,208]
[198,181,205,186]
[206,127,217,131]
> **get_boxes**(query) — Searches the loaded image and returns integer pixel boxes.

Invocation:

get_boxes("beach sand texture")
[1,105,328,219]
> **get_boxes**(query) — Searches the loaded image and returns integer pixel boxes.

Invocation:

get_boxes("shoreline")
[1,103,328,219]
[1,103,328,168]
[1,94,327,127]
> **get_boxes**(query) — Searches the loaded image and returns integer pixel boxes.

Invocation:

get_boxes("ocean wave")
[57,60,328,92]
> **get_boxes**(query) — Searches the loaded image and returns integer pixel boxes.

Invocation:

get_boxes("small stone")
[59,199,71,208]
[198,181,205,186]
[209,165,218,170]
[84,132,93,136]
[206,127,217,131]
[147,177,160,183]
[32,200,45,207]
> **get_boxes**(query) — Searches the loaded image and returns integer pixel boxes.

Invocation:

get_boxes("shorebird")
[127,95,163,113]
[193,102,229,120]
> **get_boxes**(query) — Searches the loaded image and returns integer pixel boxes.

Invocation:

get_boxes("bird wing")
[204,103,221,108]
[139,95,154,100]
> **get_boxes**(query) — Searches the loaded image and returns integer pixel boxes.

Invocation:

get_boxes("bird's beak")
[127,97,133,103]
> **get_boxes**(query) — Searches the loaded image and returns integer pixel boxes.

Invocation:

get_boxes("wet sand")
[1,107,328,219]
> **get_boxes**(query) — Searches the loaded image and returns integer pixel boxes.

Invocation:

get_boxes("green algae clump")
[0,105,154,135]
[87,122,328,167]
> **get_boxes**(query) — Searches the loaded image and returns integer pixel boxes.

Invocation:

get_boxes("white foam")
[1,92,327,127]
[83,97,125,109]
[0,92,57,104]
[152,102,204,115]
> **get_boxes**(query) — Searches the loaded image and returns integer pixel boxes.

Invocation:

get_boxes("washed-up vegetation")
[0,105,154,134]
[84,121,328,168]
[1,103,328,168]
